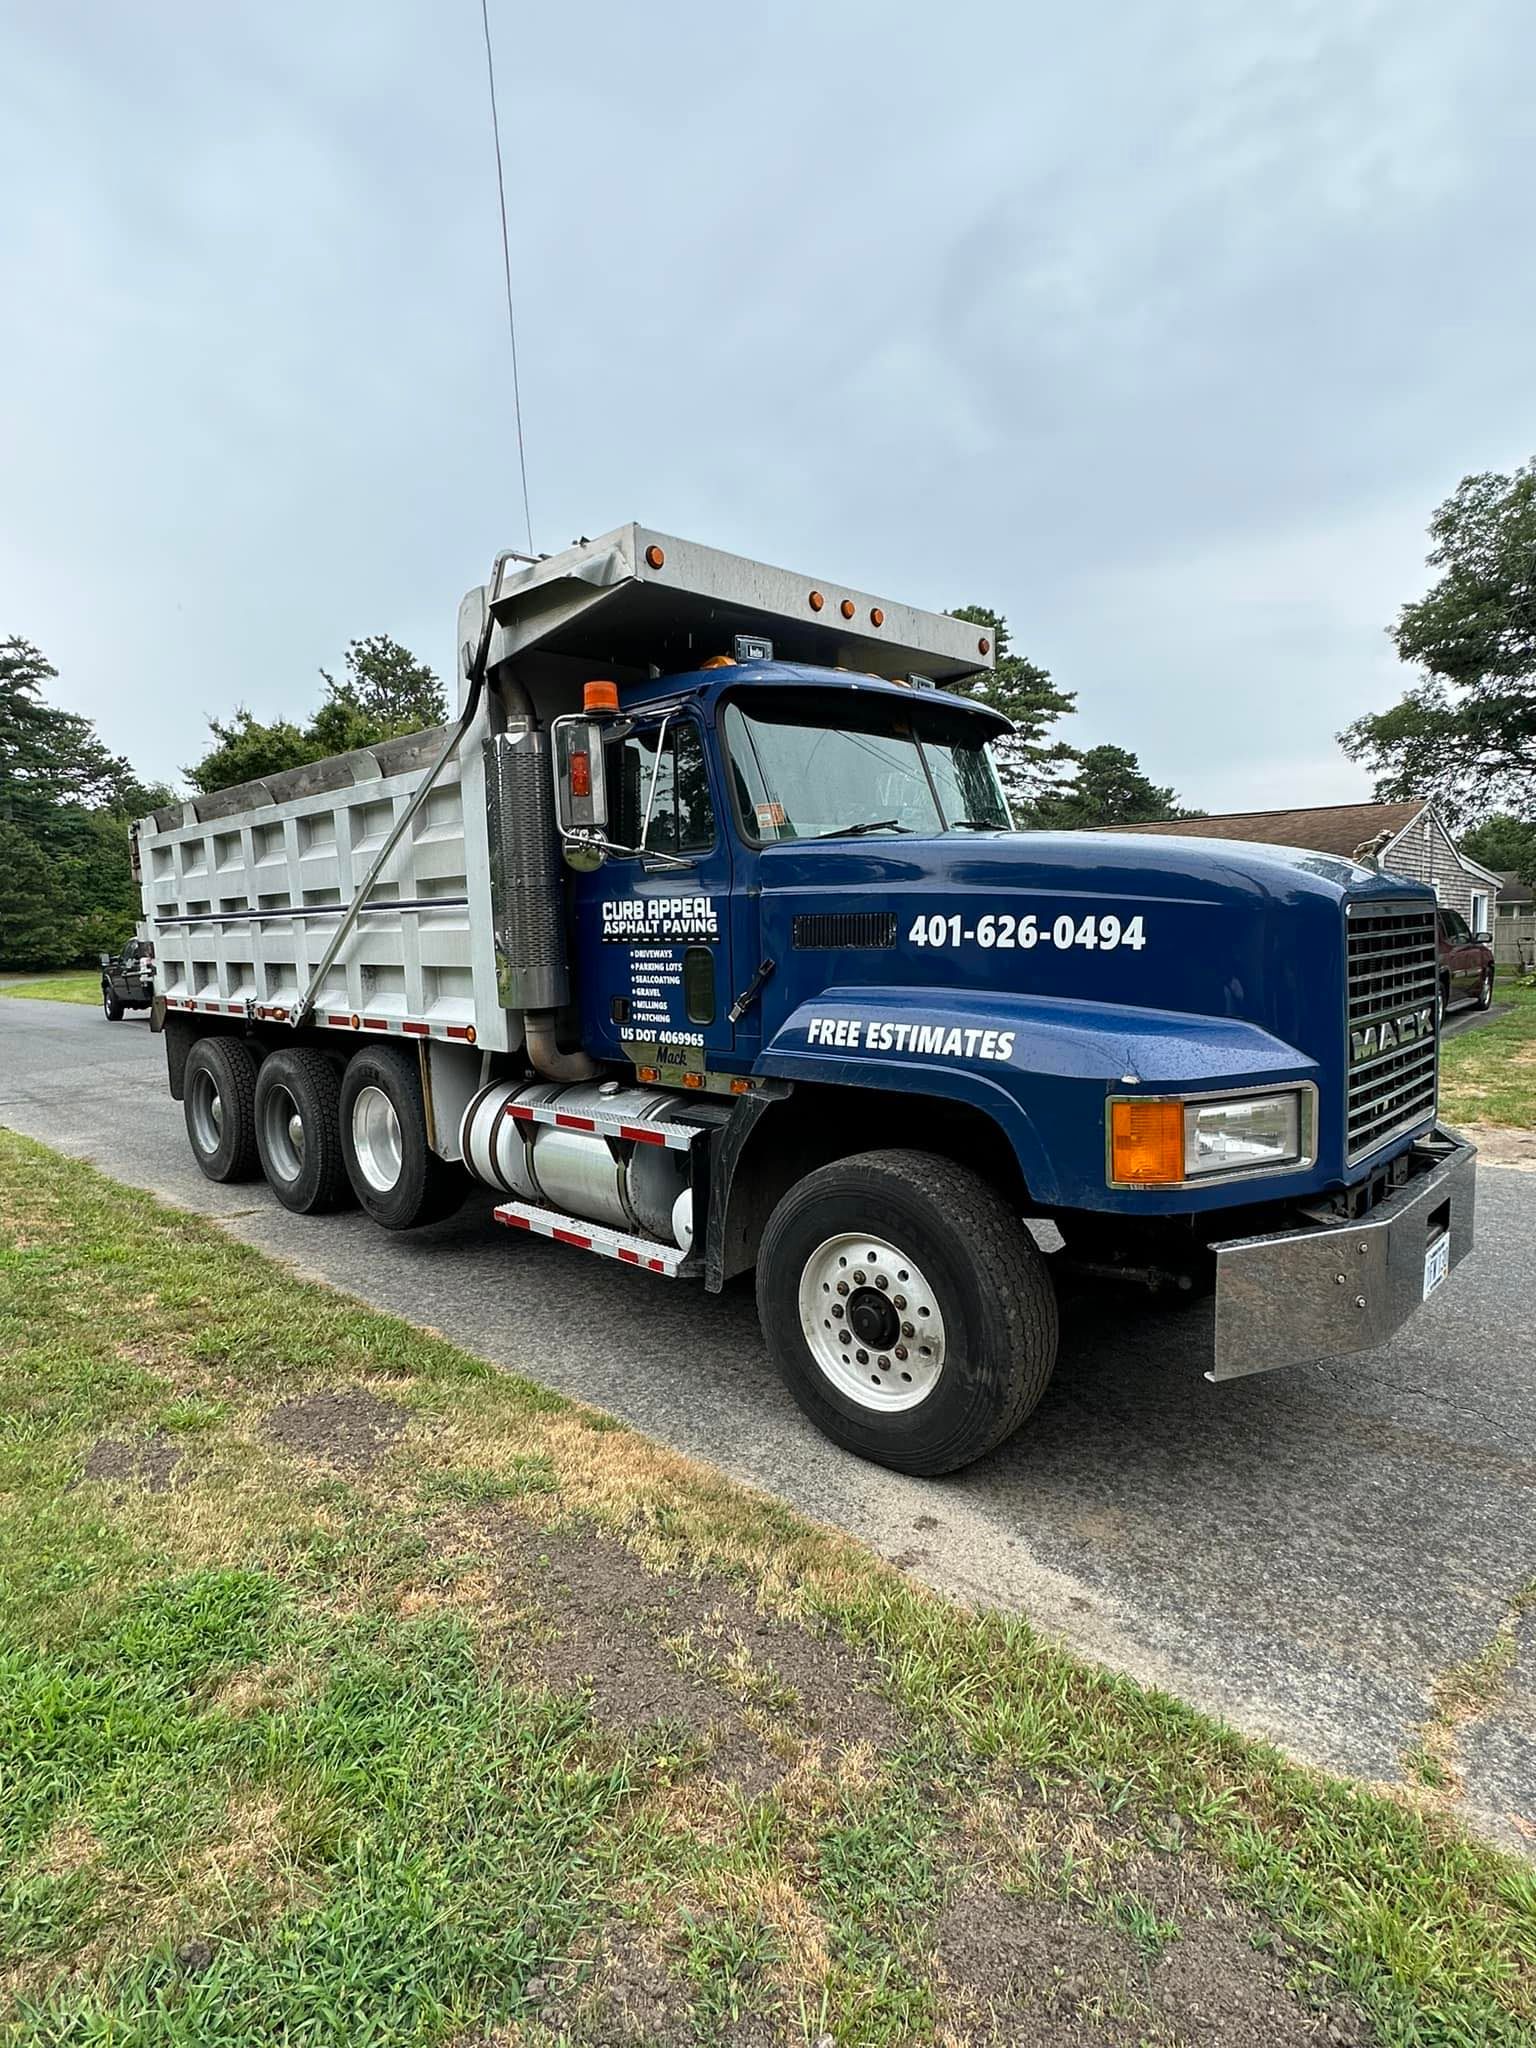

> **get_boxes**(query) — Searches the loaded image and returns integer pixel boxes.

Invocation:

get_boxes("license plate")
[1423,1233,1451,1301]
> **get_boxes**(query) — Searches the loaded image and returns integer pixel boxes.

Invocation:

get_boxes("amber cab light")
[869,606,885,627]
[644,544,666,569]
[839,598,856,619]
[808,589,825,612]
[1109,1099,1184,1185]
[583,679,620,715]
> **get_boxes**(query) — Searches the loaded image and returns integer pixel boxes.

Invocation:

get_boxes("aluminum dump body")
[138,726,501,1045]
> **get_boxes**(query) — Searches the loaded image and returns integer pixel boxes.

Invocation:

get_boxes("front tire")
[338,1043,464,1229]
[757,1149,1058,1476]
[183,1037,261,1182]
[1477,966,1495,1011]
[102,987,124,1021]
[254,1048,352,1214]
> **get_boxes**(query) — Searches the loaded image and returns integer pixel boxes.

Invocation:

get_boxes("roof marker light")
[978,636,991,656]
[869,607,885,627]
[645,544,666,569]
[840,599,856,619]
[808,589,825,612]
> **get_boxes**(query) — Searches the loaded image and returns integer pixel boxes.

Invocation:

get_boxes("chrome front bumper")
[1208,1128,1477,1382]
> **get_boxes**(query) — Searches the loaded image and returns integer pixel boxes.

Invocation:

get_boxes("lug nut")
[855,1348,869,1365]
[875,1274,889,1290]
[877,1355,891,1371]
[901,1321,915,1338]
[894,1345,908,1361]
[893,1294,906,1310]
[836,1280,848,1296]
[831,1304,844,1319]
[853,1270,867,1286]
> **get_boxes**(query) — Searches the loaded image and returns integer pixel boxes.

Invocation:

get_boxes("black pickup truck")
[100,938,155,1020]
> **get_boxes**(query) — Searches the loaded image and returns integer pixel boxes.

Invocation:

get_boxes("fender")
[757,986,1319,1211]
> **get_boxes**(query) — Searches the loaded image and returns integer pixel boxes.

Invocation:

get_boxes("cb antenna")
[479,0,534,555]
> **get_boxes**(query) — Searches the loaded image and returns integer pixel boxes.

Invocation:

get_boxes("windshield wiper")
[818,818,912,839]
[950,818,1007,831]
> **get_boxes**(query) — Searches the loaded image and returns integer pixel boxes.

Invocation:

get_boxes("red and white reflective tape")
[502,1098,696,1151]
[157,995,476,1045]
[492,1198,683,1277]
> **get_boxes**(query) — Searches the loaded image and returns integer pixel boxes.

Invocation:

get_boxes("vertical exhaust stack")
[483,721,597,1082]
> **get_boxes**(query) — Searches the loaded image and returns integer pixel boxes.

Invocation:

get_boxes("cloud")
[1,0,1533,809]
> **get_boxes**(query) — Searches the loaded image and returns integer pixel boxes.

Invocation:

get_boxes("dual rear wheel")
[182,1036,461,1228]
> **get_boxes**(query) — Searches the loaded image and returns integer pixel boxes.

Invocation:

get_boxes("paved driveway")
[3,995,1532,1850]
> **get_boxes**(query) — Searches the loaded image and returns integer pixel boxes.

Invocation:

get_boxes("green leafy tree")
[1460,811,1536,884]
[186,709,317,795]
[1340,460,1536,822]
[949,606,1077,818]
[1033,743,1198,829]
[188,637,448,794]
[0,637,171,966]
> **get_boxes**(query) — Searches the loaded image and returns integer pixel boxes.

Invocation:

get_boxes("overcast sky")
[3,0,1534,811]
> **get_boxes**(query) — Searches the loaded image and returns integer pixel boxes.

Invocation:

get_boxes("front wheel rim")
[797,1232,946,1412]
[350,1085,403,1191]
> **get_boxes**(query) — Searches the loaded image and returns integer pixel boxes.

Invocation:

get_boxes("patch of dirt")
[534,1921,779,2048]
[82,1429,184,1494]
[476,1510,907,1798]
[262,1389,409,1471]
[1456,1121,1536,1170]
[933,1854,1369,2047]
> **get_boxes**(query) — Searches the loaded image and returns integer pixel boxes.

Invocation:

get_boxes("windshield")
[721,689,1011,842]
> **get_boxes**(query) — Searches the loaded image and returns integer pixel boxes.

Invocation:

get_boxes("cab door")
[566,713,739,1071]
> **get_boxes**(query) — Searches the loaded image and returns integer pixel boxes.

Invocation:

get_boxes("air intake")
[792,912,897,951]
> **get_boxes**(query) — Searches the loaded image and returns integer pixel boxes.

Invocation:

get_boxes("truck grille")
[1346,904,1438,1162]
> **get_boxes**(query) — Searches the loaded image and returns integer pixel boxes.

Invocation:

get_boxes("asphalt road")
[3,995,1532,1850]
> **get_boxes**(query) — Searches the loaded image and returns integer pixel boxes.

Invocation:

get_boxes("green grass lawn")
[1440,974,1536,1131]
[1,1129,1533,2046]
[0,971,102,1005]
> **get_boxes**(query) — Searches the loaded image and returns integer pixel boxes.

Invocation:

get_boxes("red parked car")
[1437,906,1495,1025]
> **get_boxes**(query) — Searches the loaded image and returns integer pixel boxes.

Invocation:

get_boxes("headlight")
[1109,1088,1311,1185]
[1184,1092,1302,1177]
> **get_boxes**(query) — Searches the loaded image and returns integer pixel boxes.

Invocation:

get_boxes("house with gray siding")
[1493,871,1535,969]
[1111,799,1502,930]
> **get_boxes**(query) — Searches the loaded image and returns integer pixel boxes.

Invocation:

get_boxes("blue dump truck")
[135,526,1476,1473]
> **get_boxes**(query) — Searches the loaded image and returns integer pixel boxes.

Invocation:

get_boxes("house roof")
[1496,870,1536,905]
[1108,798,1427,859]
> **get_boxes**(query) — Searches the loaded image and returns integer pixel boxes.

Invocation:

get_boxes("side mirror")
[99,953,110,967]
[552,717,611,869]
[1475,931,1492,946]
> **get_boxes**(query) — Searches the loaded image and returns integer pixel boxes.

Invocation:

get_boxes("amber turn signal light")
[583,679,620,714]
[1109,1099,1184,1185]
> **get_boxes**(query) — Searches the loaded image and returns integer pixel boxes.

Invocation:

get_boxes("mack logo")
[1351,1004,1434,1065]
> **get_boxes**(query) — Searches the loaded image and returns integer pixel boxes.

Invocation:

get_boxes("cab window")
[604,719,716,858]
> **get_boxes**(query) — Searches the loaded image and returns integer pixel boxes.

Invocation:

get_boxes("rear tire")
[338,1043,464,1230]
[102,987,124,1021]
[254,1048,352,1214]
[757,1148,1058,1476]
[183,1037,261,1183]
